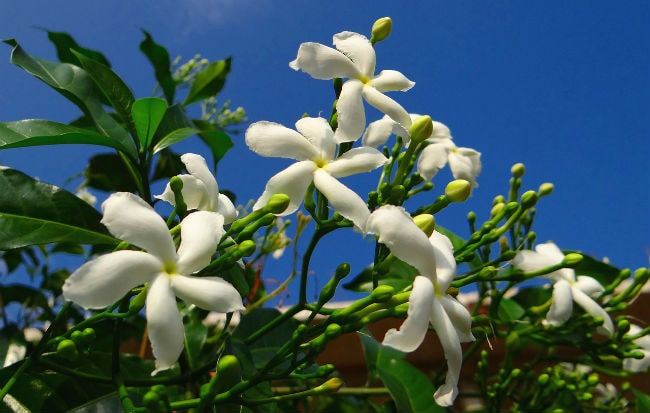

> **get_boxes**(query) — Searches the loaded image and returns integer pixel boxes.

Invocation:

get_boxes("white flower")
[75,187,97,206]
[156,153,238,224]
[62,192,244,375]
[366,205,475,406]
[513,242,614,336]
[245,117,388,231]
[623,324,650,372]
[290,31,414,142]
[362,115,481,187]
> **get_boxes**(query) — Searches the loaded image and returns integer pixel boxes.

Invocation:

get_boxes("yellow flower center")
[163,261,177,277]
[314,158,328,169]
[359,75,371,85]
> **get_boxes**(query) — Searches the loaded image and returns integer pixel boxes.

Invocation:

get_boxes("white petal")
[362,115,408,148]
[63,251,160,309]
[371,70,415,92]
[313,169,370,231]
[571,286,614,336]
[429,231,457,289]
[101,192,177,262]
[295,117,336,161]
[624,349,650,373]
[513,243,575,282]
[252,161,315,215]
[176,211,224,275]
[383,276,433,352]
[575,276,605,296]
[630,324,650,350]
[171,275,244,312]
[429,121,453,141]
[289,42,362,79]
[361,86,412,128]
[440,295,475,343]
[417,144,449,181]
[325,147,388,178]
[181,153,219,208]
[156,175,210,211]
[245,121,321,161]
[333,31,375,77]
[215,193,238,224]
[535,242,566,262]
[448,148,482,188]
[366,205,437,278]
[546,279,573,326]
[333,80,365,143]
[429,297,463,407]
[147,274,184,375]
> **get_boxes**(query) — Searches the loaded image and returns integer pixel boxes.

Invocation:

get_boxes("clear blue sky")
[1,1,648,302]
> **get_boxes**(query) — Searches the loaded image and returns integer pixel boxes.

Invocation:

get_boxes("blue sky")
[1,1,648,302]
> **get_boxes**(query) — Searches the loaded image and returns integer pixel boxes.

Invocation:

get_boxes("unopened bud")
[321,377,343,392]
[491,202,505,217]
[264,193,291,214]
[370,17,392,44]
[562,253,583,267]
[445,179,471,202]
[413,214,435,237]
[617,319,631,334]
[237,240,256,257]
[408,115,433,144]
[538,183,554,196]
[371,285,395,302]
[325,323,342,338]
[511,163,525,178]
[520,190,538,208]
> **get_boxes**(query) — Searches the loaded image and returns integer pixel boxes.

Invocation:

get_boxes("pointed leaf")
[46,30,111,67]
[72,50,135,128]
[0,119,135,155]
[132,97,167,149]
[199,129,234,164]
[151,148,184,181]
[0,167,117,249]
[151,103,198,153]
[3,39,136,160]
[184,58,231,106]
[497,298,527,323]
[634,390,650,413]
[139,30,175,104]
[84,153,139,192]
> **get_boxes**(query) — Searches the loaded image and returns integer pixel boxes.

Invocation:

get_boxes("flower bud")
[538,183,554,197]
[445,179,472,203]
[371,285,395,302]
[491,202,505,217]
[264,193,291,214]
[413,214,435,237]
[520,190,538,208]
[511,163,525,178]
[325,323,342,338]
[321,377,343,392]
[562,253,583,267]
[370,17,392,44]
[408,115,433,144]
[129,287,147,313]
[56,339,79,361]
[237,240,256,257]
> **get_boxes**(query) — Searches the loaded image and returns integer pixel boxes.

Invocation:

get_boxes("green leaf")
[0,119,135,155]
[344,259,418,293]
[634,389,650,413]
[184,58,231,106]
[511,285,552,311]
[566,249,621,287]
[0,167,117,249]
[150,104,198,154]
[46,30,111,67]
[198,129,234,164]
[139,30,175,104]
[497,298,526,322]
[151,148,184,182]
[84,153,139,192]
[184,308,209,369]
[132,97,167,149]
[359,333,445,413]
[3,39,136,160]
[72,50,135,128]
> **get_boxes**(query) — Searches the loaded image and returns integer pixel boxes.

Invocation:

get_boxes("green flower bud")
[264,193,291,214]
[538,182,554,196]
[56,339,79,361]
[129,287,147,313]
[142,390,164,412]
[387,184,406,203]
[520,190,538,208]
[445,179,472,203]
[413,214,435,237]
[617,318,631,334]
[491,202,505,217]
[237,240,256,257]
[493,195,505,205]
[335,262,351,280]
[325,323,342,338]
[511,163,525,178]
[371,285,395,302]
[408,115,433,144]
[587,373,600,386]
[319,377,343,392]
[538,374,549,385]
[370,17,392,44]
[562,253,583,267]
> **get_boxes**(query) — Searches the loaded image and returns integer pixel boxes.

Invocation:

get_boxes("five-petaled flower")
[63,192,244,375]
[362,114,482,187]
[513,241,614,336]
[156,153,238,224]
[245,116,388,231]
[366,205,475,407]
[290,31,414,142]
